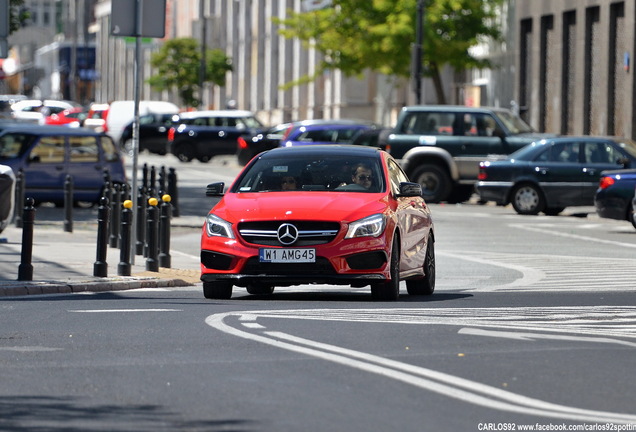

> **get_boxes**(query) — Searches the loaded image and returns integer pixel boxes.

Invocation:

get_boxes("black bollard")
[93,196,110,277]
[167,167,179,217]
[145,197,159,272]
[159,165,166,194]
[14,169,24,228]
[109,184,121,248]
[17,197,35,281]
[149,165,157,195]
[118,200,133,276]
[136,187,147,255]
[142,163,149,191]
[158,194,172,268]
[64,174,73,233]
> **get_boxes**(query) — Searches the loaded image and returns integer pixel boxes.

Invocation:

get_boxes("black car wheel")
[406,233,435,296]
[511,183,544,215]
[630,202,636,230]
[175,143,195,162]
[123,139,135,157]
[197,155,211,163]
[410,164,452,203]
[203,281,233,299]
[371,236,400,301]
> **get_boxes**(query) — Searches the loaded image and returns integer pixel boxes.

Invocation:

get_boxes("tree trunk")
[429,63,447,105]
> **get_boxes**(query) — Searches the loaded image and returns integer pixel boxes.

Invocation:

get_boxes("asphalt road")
[1,153,636,431]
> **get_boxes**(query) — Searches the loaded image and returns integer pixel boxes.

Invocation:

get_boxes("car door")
[453,112,504,181]
[67,134,104,202]
[580,140,628,203]
[532,141,587,206]
[22,134,67,203]
[387,157,430,274]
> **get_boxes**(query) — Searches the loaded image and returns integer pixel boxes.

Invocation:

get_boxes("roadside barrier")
[64,175,73,233]
[118,200,133,276]
[17,197,35,281]
[158,194,172,268]
[145,197,159,272]
[93,196,110,277]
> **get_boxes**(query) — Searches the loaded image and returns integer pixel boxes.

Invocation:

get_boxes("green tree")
[147,38,232,108]
[274,0,503,104]
[8,0,28,34]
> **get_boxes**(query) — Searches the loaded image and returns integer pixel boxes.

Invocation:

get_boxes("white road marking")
[68,309,182,313]
[0,346,63,352]
[509,223,636,249]
[205,307,636,423]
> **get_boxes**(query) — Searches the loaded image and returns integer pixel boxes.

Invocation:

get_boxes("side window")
[100,136,119,162]
[584,142,621,164]
[69,136,99,162]
[541,142,580,163]
[30,136,65,163]
[400,112,454,135]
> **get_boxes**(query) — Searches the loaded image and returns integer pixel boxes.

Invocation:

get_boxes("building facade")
[516,0,636,138]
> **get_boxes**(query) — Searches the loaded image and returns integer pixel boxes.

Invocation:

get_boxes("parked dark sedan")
[120,113,178,156]
[476,137,636,215]
[595,169,636,229]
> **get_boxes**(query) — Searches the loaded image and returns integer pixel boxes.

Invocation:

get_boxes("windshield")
[493,110,535,134]
[233,153,384,193]
[0,133,35,160]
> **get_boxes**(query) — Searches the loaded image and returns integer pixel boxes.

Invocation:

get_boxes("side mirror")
[28,154,41,164]
[397,182,422,197]
[206,182,225,197]
[618,157,631,169]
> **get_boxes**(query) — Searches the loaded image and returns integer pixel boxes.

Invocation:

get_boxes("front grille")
[242,257,336,275]
[238,221,340,246]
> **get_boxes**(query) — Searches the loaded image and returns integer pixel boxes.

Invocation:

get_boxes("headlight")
[345,214,385,238]
[205,214,234,238]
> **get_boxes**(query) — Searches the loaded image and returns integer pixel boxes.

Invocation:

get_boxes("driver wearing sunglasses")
[351,163,373,189]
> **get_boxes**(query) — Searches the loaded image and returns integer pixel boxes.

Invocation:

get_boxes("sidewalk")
[0,205,205,297]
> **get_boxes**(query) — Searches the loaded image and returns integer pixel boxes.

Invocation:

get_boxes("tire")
[174,143,195,162]
[629,202,636,230]
[197,155,211,163]
[410,164,452,203]
[406,233,435,296]
[246,283,275,295]
[371,236,400,301]
[543,207,564,216]
[203,281,233,299]
[511,183,544,215]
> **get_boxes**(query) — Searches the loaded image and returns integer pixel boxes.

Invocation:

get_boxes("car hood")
[211,192,388,223]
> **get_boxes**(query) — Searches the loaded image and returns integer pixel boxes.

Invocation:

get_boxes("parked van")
[106,100,180,145]
[0,125,126,206]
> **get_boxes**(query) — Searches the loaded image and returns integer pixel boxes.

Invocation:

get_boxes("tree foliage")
[147,38,232,108]
[8,0,28,33]
[274,0,503,104]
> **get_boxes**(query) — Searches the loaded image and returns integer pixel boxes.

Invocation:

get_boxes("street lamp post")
[412,0,425,105]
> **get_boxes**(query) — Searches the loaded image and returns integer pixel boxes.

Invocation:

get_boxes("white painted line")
[510,223,636,249]
[0,346,63,352]
[458,327,636,348]
[205,310,636,424]
[68,309,182,313]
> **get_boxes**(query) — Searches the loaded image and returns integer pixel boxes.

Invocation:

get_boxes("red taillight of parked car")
[477,161,489,181]
[599,176,615,189]
[237,136,247,149]
[167,127,175,142]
